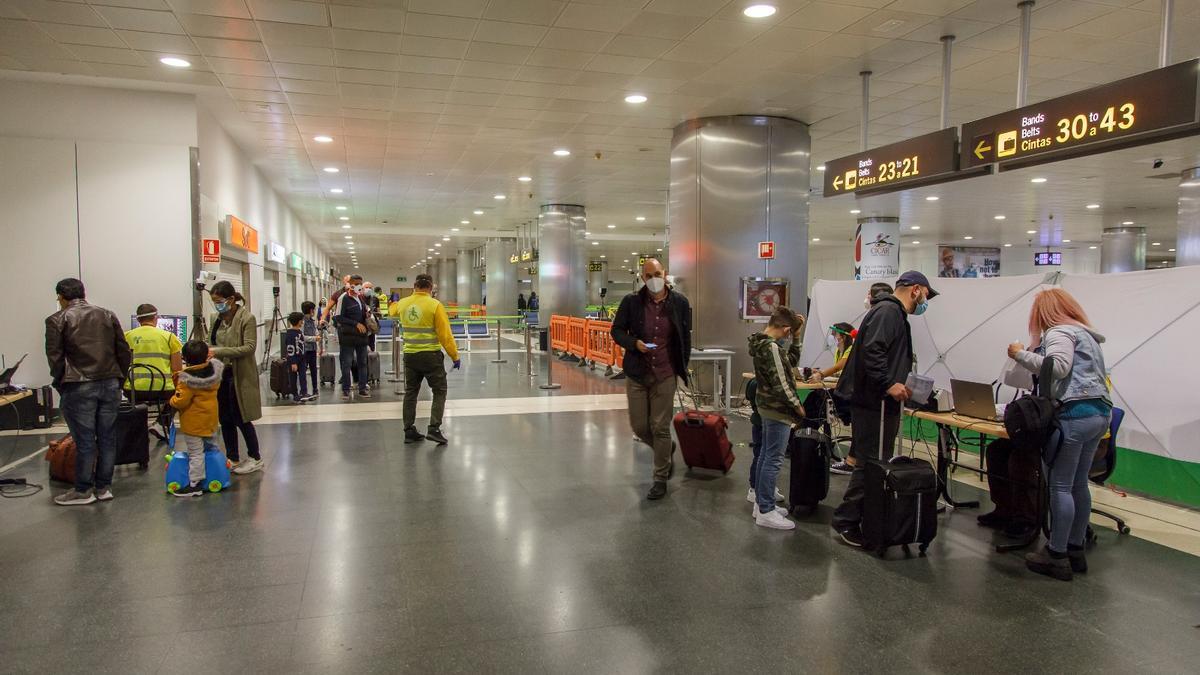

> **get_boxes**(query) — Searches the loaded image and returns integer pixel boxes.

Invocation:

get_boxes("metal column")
[1159,0,1174,68]
[456,248,475,305]
[939,35,955,129]
[1016,1,1034,107]
[1101,227,1147,273]
[536,203,587,325]
[485,238,518,317]
[1177,167,1200,266]
[439,257,458,304]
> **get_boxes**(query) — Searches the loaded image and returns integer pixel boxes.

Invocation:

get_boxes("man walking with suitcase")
[392,274,460,445]
[611,258,692,501]
[45,278,132,505]
[830,271,937,546]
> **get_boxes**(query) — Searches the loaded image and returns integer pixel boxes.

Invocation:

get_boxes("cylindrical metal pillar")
[939,35,955,129]
[1017,1,1034,107]
[537,203,587,325]
[588,260,607,305]
[860,71,871,151]
[438,256,457,304]
[485,239,518,316]
[669,115,811,392]
[1101,227,1147,273]
[456,249,476,305]
[1177,167,1200,266]
[469,254,484,306]
[430,259,444,298]
[1159,0,1174,68]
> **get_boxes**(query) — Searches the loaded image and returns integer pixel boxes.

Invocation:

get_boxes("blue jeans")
[340,342,369,393]
[59,379,122,492]
[1045,414,1109,552]
[748,420,762,490]
[755,418,791,514]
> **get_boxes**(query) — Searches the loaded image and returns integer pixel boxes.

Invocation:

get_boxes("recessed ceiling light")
[635,216,646,221]
[811,237,820,242]
[963,235,974,240]
[850,209,861,214]
[925,196,939,201]
[553,149,571,157]
[313,135,333,143]
[473,210,484,215]
[518,176,532,182]
[910,225,920,230]
[1026,229,1037,234]
[341,224,351,229]
[459,220,470,225]
[1063,239,1072,243]
[657,248,663,252]
[323,167,339,173]
[631,251,638,255]
[335,206,347,210]
[330,188,343,194]
[428,248,434,252]
[607,224,616,229]
[994,215,1006,220]
[1085,204,1100,209]
[442,236,450,241]
[451,227,460,232]
[434,243,441,247]
[159,56,190,68]
[493,194,505,200]
[1089,246,1098,250]
[600,255,606,258]
[1152,242,1161,246]
[592,241,599,245]
[1030,177,1047,183]
[743,4,777,18]
[624,94,647,104]
[1121,220,1134,225]
[1169,248,1176,252]
[911,241,921,245]
[339,216,349,221]
[1004,243,1013,247]
[344,235,352,239]
[816,165,826,171]
[623,259,629,263]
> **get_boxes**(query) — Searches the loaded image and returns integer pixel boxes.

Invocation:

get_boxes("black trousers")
[218,374,260,462]
[832,403,901,530]
[403,351,448,430]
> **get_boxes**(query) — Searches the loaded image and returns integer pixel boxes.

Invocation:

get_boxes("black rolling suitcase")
[862,403,938,556]
[114,394,150,470]
[269,358,294,399]
[788,426,831,516]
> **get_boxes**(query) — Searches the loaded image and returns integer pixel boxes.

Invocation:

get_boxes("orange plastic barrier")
[585,320,614,367]
[567,317,588,359]
[549,315,569,352]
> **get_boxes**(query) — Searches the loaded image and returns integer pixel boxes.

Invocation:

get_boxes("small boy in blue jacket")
[285,312,316,403]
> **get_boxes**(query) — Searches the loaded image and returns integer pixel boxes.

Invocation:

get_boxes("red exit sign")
[758,241,775,259]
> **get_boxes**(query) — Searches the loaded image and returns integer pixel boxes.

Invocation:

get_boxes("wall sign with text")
[823,128,960,196]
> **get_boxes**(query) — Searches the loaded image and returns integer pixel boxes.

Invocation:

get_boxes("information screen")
[823,128,959,196]
[1034,252,1063,266]
[962,60,1200,170]
[129,314,188,341]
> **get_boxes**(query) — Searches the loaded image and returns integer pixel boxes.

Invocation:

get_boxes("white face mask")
[644,277,665,294]
[353,285,364,294]
[863,296,872,309]
[826,334,838,350]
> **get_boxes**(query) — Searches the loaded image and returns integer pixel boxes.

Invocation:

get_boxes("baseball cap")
[895,270,939,298]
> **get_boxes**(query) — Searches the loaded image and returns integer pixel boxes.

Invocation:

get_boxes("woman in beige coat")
[208,281,264,474]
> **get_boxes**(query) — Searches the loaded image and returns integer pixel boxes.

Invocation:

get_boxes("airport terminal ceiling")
[2,0,1199,270]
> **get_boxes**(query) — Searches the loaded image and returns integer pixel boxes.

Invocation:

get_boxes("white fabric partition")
[800,269,1200,474]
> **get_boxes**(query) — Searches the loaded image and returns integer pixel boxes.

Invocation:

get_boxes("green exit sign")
[396,275,407,282]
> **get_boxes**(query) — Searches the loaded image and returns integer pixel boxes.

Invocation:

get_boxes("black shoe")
[667,442,676,480]
[1025,546,1073,581]
[646,481,667,500]
[173,482,203,498]
[1067,545,1088,574]
[404,427,425,443]
[976,510,1010,529]
[426,427,448,445]
[358,389,371,399]
[836,527,864,548]
[341,391,351,401]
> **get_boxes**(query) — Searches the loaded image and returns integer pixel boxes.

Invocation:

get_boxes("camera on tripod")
[272,286,280,298]
[195,270,217,291]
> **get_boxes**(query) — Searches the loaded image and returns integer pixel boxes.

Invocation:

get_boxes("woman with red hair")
[1006,288,1111,581]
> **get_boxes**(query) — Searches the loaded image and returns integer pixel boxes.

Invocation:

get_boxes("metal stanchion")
[538,323,559,389]
[491,318,507,364]
[387,329,402,382]
[524,323,537,377]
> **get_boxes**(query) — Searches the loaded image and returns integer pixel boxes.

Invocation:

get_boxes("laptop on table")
[950,379,1001,421]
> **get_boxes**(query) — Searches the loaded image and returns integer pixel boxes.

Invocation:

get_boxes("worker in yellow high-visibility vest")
[389,273,459,445]
[124,303,183,401]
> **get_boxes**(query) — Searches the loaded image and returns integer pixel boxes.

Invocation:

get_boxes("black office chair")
[126,363,173,443]
[1086,407,1130,543]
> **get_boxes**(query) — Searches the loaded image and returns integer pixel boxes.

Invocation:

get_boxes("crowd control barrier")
[549,315,569,352]
[566,317,588,360]
[548,314,625,377]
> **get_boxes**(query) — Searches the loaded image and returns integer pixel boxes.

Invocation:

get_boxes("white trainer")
[755,508,795,530]
[232,458,264,475]
[747,487,786,503]
[750,504,790,519]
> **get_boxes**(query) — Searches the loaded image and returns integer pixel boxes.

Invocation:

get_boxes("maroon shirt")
[643,295,676,381]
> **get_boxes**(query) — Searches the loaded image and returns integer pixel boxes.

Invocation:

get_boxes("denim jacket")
[1015,324,1110,405]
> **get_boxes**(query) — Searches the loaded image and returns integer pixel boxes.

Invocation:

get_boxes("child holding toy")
[169,340,224,498]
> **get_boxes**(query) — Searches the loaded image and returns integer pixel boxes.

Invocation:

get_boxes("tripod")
[259,287,285,372]
[191,283,211,343]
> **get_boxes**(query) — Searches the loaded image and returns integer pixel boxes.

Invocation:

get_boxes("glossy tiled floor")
[0,351,1197,674]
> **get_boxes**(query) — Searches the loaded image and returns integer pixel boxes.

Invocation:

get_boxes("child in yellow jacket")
[169,340,224,498]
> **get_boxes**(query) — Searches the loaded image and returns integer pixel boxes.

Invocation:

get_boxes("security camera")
[1153,158,1164,169]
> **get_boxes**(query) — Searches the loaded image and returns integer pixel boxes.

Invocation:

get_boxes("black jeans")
[218,374,260,462]
[832,403,901,531]
[403,351,448,430]
[301,350,318,392]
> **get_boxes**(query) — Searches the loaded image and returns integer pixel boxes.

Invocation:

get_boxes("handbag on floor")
[46,435,82,484]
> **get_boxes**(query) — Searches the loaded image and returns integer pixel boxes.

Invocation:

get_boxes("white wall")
[0,80,196,386]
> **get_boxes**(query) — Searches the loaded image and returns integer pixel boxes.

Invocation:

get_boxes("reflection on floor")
[0,351,1197,673]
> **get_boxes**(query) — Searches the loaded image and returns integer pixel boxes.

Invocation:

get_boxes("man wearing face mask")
[830,271,937,546]
[334,274,372,400]
[611,258,692,500]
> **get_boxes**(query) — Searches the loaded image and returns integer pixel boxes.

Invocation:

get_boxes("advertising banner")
[854,217,900,280]
[938,245,1001,278]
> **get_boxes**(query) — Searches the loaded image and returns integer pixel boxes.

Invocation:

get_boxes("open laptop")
[0,353,28,392]
[950,379,1000,421]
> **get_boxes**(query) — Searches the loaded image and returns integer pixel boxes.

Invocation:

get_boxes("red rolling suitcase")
[672,390,734,473]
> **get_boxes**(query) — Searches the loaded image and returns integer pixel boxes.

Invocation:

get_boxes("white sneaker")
[751,504,790,519]
[747,487,787,503]
[755,508,796,530]
[232,458,264,475]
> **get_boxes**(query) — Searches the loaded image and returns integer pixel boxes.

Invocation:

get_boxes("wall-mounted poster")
[854,218,900,280]
[740,277,790,321]
[938,245,1001,278]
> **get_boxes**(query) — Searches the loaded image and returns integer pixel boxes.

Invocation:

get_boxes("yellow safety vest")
[392,291,459,359]
[376,291,389,315]
[124,325,181,391]
[835,344,853,363]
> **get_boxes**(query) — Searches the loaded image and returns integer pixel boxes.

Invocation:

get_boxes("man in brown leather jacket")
[45,278,132,506]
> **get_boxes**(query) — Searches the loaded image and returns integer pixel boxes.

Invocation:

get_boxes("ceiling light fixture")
[313,135,333,143]
[434,243,441,247]
[816,165,825,171]
[743,4,777,18]
[994,215,1006,220]
[1121,220,1134,225]
[600,255,606,258]
[925,196,939,201]
[1026,229,1037,234]
[159,56,190,68]
[1030,177,1047,183]
[344,235,352,240]
[442,236,450,241]
[323,167,339,173]
[330,188,343,194]
[624,94,647,104]
[850,209,861,214]
[811,237,820,242]
[910,225,920,230]
[553,149,571,157]
[607,224,616,229]
[451,227,460,232]
[1090,246,1098,250]
[1152,242,1161,246]
[335,206,347,210]
[1169,248,1176,252]
[460,220,469,224]
[1063,239,1072,243]
[493,194,505,200]
[635,216,645,221]
[963,235,974,240]
[428,248,434,252]
[1004,243,1013,247]
[1085,203,1100,209]
[341,224,351,229]
[339,216,349,221]
[911,241,921,245]
[591,241,599,245]
[517,176,532,183]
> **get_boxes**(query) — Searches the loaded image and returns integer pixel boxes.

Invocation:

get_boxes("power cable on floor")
[1,399,45,498]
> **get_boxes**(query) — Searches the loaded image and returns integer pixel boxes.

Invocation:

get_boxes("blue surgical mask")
[214,301,228,313]
[913,301,928,316]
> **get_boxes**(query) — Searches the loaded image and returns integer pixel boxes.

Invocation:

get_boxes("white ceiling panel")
[39,23,126,48]
[166,0,251,19]
[8,0,107,26]
[93,6,187,33]
[246,0,327,27]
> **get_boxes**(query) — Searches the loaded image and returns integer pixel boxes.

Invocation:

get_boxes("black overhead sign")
[822,128,959,196]
[962,59,1200,170]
